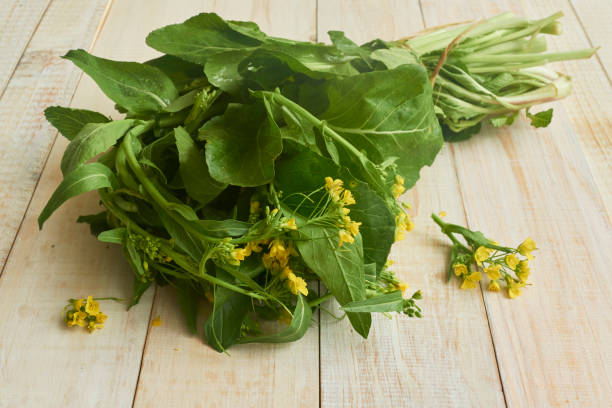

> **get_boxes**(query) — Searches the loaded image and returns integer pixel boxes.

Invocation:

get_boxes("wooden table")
[0,1,610,406]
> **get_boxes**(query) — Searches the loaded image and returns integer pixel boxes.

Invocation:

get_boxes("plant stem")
[308,292,333,308]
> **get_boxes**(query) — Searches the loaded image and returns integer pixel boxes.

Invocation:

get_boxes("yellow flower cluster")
[231,240,266,263]
[394,212,414,242]
[391,175,406,198]
[324,177,361,247]
[466,237,536,298]
[262,239,308,296]
[65,296,107,333]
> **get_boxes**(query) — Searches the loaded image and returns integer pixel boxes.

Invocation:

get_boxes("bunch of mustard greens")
[39,12,593,351]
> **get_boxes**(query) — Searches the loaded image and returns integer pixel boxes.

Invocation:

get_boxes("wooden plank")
[419,1,612,405]
[569,0,612,79]
[0,1,162,407]
[0,0,112,273]
[132,2,320,407]
[0,0,51,95]
[317,2,505,406]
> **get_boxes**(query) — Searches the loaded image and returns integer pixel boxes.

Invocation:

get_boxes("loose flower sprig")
[432,213,536,298]
[64,296,109,333]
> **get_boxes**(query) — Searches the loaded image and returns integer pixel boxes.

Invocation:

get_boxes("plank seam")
[0,0,116,282]
[0,0,53,106]
[567,0,612,86]
[449,143,508,407]
[131,285,158,408]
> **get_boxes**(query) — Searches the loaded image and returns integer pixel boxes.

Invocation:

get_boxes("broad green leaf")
[300,65,443,189]
[341,291,404,313]
[76,211,109,236]
[145,13,263,66]
[201,102,282,186]
[63,49,178,113]
[441,122,481,142]
[238,295,312,344]
[60,119,135,175]
[370,47,419,69]
[174,126,226,205]
[129,276,152,308]
[44,106,109,141]
[175,281,200,334]
[198,219,250,238]
[154,204,204,262]
[204,269,250,352]
[38,163,117,229]
[204,50,253,94]
[527,108,553,128]
[296,223,371,338]
[97,228,126,244]
[145,54,205,89]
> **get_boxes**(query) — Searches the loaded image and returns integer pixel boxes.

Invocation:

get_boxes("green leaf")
[309,65,443,189]
[77,212,109,236]
[198,219,251,238]
[275,143,395,272]
[201,102,282,186]
[175,281,200,334]
[489,112,518,128]
[145,13,263,66]
[63,49,178,113]
[44,106,110,141]
[527,108,553,128]
[154,205,204,262]
[129,277,152,308]
[238,295,312,344]
[144,54,205,89]
[204,269,251,352]
[296,223,371,338]
[97,228,126,244]
[60,119,135,175]
[341,291,404,313]
[370,47,419,69]
[204,50,253,94]
[38,163,118,229]
[441,122,481,142]
[174,126,227,205]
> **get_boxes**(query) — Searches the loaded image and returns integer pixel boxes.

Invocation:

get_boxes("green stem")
[308,292,333,308]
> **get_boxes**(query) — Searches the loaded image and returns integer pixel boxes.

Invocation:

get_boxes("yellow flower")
[395,175,405,185]
[340,189,356,206]
[507,280,525,299]
[96,313,107,324]
[453,263,468,277]
[268,239,286,258]
[74,298,84,311]
[282,218,298,230]
[287,275,308,296]
[338,229,355,246]
[484,264,502,280]
[231,248,248,263]
[341,207,350,216]
[516,260,530,282]
[474,246,492,266]
[280,266,292,281]
[460,271,481,290]
[488,280,501,292]
[385,259,395,267]
[395,229,405,241]
[246,241,264,253]
[152,316,162,326]
[84,296,100,316]
[271,208,279,216]
[504,254,519,270]
[347,220,361,236]
[68,311,88,327]
[439,211,447,217]
[396,282,409,292]
[87,321,104,333]
[391,184,405,198]
[325,177,344,201]
[250,201,260,214]
[518,237,537,260]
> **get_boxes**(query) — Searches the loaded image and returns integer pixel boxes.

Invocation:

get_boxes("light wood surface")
[0,1,610,407]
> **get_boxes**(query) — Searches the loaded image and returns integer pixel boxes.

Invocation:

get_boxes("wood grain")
[132,2,320,407]
[0,0,111,273]
[569,0,612,79]
[420,0,612,405]
[0,0,51,95]
[317,2,505,407]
